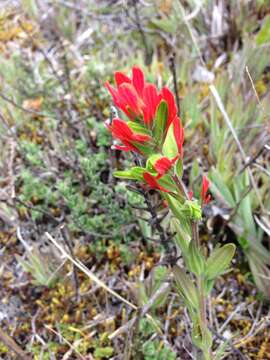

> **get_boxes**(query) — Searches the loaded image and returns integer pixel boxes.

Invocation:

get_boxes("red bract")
[188,190,194,200]
[105,81,143,119]
[201,176,211,204]
[118,83,144,117]
[115,71,131,87]
[173,116,184,157]
[161,87,177,128]
[143,172,170,193]
[142,84,162,126]
[106,118,151,153]
[105,66,146,120]
[153,155,179,179]
[132,66,145,97]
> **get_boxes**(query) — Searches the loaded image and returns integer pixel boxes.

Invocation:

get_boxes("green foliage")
[94,347,114,358]
[142,340,176,360]
[171,217,191,257]
[16,246,59,287]
[186,240,205,276]
[205,244,236,280]
[138,318,176,360]
[136,266,169,309]
[20,141,44,167]
[114,166,145,180]
[173,265,199,310]
[256,15,270,45]
[153,100,168,145]
[162,123,178,159]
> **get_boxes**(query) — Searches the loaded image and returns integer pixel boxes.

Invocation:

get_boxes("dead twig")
[131,0,152,65]
[0,327,32,360]
[210,326,247,360]
[109,279,170,340]
[169,52,181,116]
[239,144,268,174]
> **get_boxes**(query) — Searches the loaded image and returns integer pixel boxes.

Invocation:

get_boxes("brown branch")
[169,53,181,116]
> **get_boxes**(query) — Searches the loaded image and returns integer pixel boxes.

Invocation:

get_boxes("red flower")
[143,172,170,193]
[142,84,162,126]
[105,82,144,119]
[105,67,146,120]
[118,83,144,117]
[106,66,181,136]
[161,87,177,128]
[188,190,193,200]
[106,67,165,126]
[106,118,151,153]
[201,176,211,204]
[173,116,184,157]
[132,66,145,97]
[153,155,179,179]
[115,71,131,87]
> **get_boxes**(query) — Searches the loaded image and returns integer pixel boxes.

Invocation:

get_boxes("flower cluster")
[105,66,210,205]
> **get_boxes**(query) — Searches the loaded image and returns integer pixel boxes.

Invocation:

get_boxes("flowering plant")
[105,67,235,359]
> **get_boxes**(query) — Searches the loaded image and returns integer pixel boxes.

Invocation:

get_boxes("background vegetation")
[0,0,269,359]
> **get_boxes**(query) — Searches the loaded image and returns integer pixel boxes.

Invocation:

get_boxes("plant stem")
[192,222,213,360]
[172,174,213,359]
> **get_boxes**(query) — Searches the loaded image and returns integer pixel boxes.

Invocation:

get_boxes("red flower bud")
[142,84,162,125]
[143,172,170,193]
[132,66,145,97]
[106,118,151,153]
[161,87,177,128]
[153,155,179,179]
[201,176,211,204]
[173,116,184,158]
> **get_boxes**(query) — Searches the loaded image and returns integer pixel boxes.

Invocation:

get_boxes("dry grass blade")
[254,215,270,236]
[45,232,161,336]
[45,232,137,309]
[245,66,263,110]
[109,280,169,340]
[44,324,85,360]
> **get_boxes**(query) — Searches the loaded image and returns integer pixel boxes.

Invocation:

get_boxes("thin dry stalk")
[0,327,32,360]
[45,232,161,335]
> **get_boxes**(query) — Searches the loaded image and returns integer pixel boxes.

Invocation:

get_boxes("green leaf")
[214,339,230,360]
[182,200,202,221]
[173,265,199,309]
[94,347,114,358]
[146,154,162,172]
[205,244,236,280]
[155,175,179,193]
[127,121,151,136]
[133,142,154,156]
[114,167,144,180]
[150,17,178,34]
[153,100,168,145]
[191,323,213,353]
[162,193,185,218]
[175,158,183,178]
[209,168,235,207]
[162,123,178,159]
[186,241,205,276]
[256,15,270,45]
[170,217,191,257]
[204,279,215,296]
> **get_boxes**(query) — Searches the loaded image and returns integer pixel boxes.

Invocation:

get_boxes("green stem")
[172,174,213,359]
[192,222,213,360]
